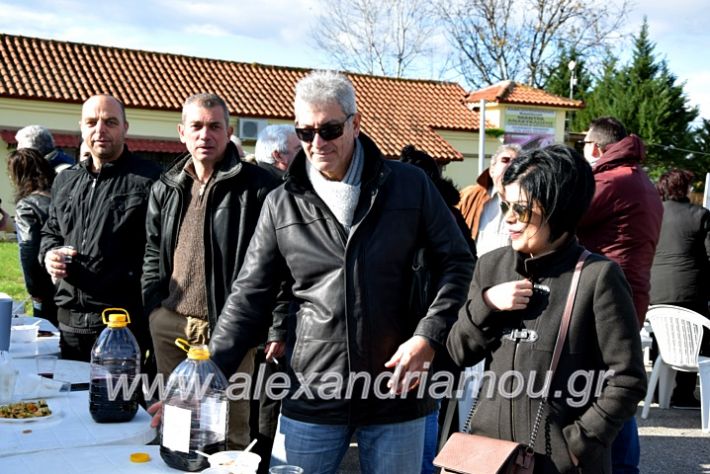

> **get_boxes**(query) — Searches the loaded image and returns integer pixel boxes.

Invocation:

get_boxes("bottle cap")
[102,308,131,327]
[129,452,151,463]
[175,338,210,360]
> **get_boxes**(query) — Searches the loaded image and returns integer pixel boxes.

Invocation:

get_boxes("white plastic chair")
[641,305,710,432]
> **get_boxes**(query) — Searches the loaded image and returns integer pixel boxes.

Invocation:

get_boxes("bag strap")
[529,249,590,449]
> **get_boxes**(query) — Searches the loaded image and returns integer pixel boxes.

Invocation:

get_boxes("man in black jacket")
[208,71,474,472]
[41,94,161,361]
[141,93,279,451]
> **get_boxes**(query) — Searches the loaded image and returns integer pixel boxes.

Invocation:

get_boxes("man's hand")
[147,400,163,428]
[265,341,285,363]
[44,246,77,282]
[482,279,533,311]
[384,335,435,395]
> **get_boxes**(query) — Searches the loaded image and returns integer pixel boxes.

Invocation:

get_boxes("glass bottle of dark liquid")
[89,308,140,423]
[160,339,229,472]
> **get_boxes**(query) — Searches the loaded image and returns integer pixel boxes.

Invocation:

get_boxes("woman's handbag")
[434,250,590,474]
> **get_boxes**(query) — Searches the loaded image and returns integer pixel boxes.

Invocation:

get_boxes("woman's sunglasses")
[295,114,354,142]
[500,200,533,223]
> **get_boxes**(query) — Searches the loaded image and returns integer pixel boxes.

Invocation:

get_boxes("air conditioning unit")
[238,118,268,140]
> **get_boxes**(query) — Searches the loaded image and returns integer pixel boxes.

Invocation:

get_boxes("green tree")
[545,46,590,99]
[690,119,710,184]
[545,46,594,131]
[576,19,698,178]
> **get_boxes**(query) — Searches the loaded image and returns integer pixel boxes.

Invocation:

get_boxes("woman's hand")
[482,279,533,311]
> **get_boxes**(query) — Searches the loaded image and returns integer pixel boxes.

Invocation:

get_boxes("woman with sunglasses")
[446,145,646,473]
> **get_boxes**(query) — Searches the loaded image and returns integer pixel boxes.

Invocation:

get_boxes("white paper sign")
[162,404,192,453]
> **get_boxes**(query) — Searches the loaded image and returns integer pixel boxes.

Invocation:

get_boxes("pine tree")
[545,46,594,132]
[575,18,698,177]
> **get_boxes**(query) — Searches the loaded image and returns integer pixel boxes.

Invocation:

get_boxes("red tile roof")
[466,80,583,109]
[0,34,484,161]
[1,129,186,153]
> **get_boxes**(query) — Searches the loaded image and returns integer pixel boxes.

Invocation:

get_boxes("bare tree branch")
[311,0,439,77]
[439,0,632,88]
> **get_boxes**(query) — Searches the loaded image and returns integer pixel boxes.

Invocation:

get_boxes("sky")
[1,0,708,123]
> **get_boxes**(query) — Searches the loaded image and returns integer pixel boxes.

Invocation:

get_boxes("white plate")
[0,401,59,423]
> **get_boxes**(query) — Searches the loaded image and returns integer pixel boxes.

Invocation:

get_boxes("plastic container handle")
[101,308,131,325]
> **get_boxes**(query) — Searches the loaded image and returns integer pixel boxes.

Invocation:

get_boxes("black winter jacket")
[142,143,280,331]
[16,193,54,303]
[447,239,647,474]
[210,134,474,426]
[40,149,161,329]
[650,199,710,312]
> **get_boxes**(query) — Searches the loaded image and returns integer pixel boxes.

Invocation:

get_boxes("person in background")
[650,169,710,408]
[399,144,476,474]
[142,93,279,453]
[577,116,662,474]
[247,126,299,471]
[15,125,75,174]
[448,145,647,473]
[457,144,521,255]
[208,70,473,473]
[254,124,301,180]
[230,134,247,158]
[40,94,161,362]
[7,149,57,324]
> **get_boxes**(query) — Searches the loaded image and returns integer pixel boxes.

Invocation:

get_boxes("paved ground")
[638,404,710,473]
[337,394,710,473]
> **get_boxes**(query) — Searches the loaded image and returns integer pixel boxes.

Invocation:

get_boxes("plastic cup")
[269,466,305,474]
[58,245,75,264]
[36,355,58,379]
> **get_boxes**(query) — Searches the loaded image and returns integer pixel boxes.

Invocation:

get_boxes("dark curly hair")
[7,148,55,201]
[656,169,693,202]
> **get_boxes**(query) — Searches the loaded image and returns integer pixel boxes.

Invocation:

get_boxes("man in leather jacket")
[141,93,279,451]
[40,94,161,361]
[208,71,474,473]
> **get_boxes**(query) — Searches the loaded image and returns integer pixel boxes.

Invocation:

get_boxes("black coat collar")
[514,237,586,280]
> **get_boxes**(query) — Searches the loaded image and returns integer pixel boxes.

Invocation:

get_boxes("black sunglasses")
[500,200,533,223]
[295,114,354,142]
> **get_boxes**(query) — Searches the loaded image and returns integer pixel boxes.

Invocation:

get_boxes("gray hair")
[294,70,357,116]
[182,93,230,126]
[15,125,55,155]
[255,125,296,165]
[492,144,522,163]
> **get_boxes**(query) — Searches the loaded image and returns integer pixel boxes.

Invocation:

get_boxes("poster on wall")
[504,107,556,150]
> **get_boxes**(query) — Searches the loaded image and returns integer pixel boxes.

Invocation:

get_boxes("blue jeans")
[421,401,441,474]
[271,414,427,474]
[611,417,640,474]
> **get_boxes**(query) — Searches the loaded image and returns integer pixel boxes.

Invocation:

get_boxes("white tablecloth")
[0,390,156,457]
[12,358,90,385]
[9,317,60,359]
[0,445,191,473]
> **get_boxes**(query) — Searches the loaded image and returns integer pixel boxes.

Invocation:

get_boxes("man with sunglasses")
[577,116,663,474]
[458,144,521,255]
[209,70,474,473]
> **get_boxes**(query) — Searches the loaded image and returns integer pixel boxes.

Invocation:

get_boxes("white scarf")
[306,139,364,233]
